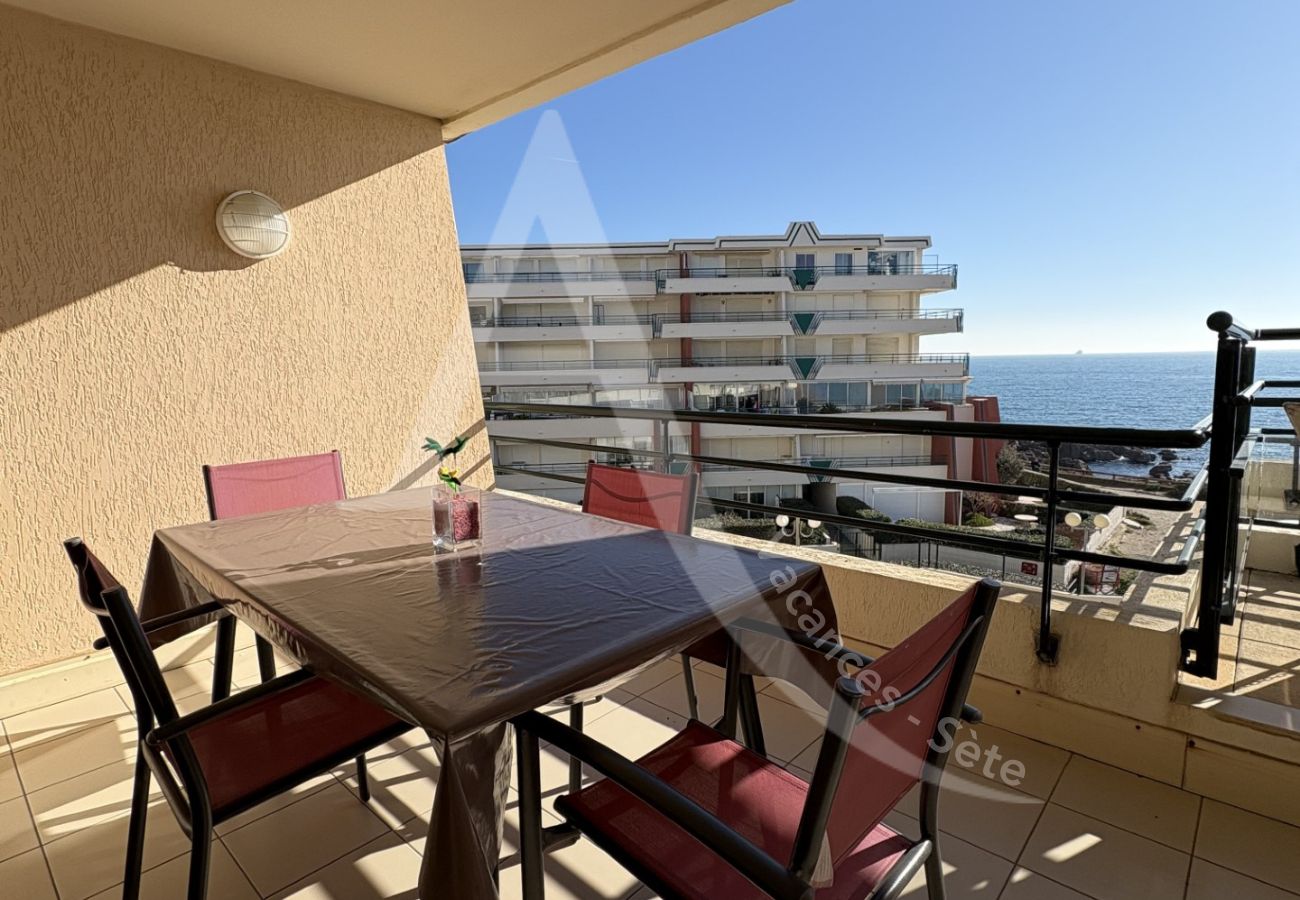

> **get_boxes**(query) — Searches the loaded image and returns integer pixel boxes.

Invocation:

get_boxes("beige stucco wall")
[0,6,490,675]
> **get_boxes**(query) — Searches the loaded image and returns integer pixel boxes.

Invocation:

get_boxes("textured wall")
[0,6,490,675]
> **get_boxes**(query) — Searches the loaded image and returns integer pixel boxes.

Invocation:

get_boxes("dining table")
[138,487,838,899]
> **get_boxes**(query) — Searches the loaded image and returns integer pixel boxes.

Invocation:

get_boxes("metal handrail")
[1184,311,1300,678]
[484,401,1211,447]
[484,399,1218,666]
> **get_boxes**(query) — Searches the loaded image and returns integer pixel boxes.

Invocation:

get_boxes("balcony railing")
[478,358,652,372]
[485,399,1213,668]
[463,270,657,284]
[657,353,970,371]
[482,311,1300,678]
[668,308,963,323]
[655,263,959,289]
[474,314,656,327]
[660,264,958,279]
[479,353,969,374]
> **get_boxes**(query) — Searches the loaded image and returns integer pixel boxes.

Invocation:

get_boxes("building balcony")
[472,313,656,343]
[659,308,963,339]
[656,264,958,295]
[476,358,651,386]
[654,352,970,383]
[463,270,658,299]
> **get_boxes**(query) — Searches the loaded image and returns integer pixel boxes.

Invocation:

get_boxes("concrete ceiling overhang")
[6,0,789,138]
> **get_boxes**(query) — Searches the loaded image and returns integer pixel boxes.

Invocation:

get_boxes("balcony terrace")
[654,353,970,383]
[464,270,659,300]
[463,264,959,297]
[658,264,958,295]
[660,308,964,339]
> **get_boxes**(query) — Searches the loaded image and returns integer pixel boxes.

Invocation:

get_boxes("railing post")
[658,418,671,473]
[1037,441,1061,664]
[1185,328,1244,677]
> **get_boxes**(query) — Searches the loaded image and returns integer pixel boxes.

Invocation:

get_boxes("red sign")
[1020,561,1039,576]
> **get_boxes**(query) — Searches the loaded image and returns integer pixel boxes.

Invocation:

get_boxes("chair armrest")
[515,710,811,900]
[145,668,314,746]
[92,601,228,651]
[729,617,981,724]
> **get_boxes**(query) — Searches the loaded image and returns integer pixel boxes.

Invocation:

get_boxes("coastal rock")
[1160,449,1178,461]
[1149,463,1173,478]
[1122,448,1157,464]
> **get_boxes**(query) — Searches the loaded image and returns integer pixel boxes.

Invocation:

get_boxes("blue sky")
[447,0,1300,356]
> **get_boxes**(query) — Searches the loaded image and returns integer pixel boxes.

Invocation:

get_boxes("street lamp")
[775,513,822,546]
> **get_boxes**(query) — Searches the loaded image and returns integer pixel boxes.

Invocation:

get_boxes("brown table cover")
[139,489,835,899]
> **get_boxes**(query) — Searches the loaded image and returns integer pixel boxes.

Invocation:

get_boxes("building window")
[834,252,853,274]
[732,489,766,517]
[867,250,915,275]
[885,383,919,407]
[795,253,815,269]
[921,382,966,402]
[462,261,483,281]
[469,306,491,325]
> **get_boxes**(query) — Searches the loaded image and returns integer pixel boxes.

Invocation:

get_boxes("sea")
[967,350,1300,477]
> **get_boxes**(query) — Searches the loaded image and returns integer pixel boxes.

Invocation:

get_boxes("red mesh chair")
[514,578,1001,900]
[64,539,413,900]
[202,451,348,695]
[582,462,768,756]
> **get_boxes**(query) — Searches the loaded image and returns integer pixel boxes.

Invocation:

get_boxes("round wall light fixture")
[215,190,291,259]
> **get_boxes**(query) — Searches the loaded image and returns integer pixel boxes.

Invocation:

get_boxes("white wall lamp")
[215,190,291,259]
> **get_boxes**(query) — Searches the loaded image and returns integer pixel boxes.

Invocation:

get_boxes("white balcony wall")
[467,278,656,299]
[818,360,967,381]
[475,323,654,342]
[485,368,650,386]
[658,362,792,384]
[662,320,793,339]
[808,272,955,293]
[490,417,686,441]
[815,316,959,336]
[662,273,791,294]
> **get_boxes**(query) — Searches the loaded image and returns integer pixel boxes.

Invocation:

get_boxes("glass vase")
[432,485,482,552]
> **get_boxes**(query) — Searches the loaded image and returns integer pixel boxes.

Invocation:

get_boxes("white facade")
[463,221,968,523]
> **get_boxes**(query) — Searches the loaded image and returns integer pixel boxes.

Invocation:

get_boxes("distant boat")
[1075,350,1084,355]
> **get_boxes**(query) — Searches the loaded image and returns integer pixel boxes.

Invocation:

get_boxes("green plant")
[965,513,996,527]
[996,444,1027,484]
[836,495,891,524]
[422,433,469,491]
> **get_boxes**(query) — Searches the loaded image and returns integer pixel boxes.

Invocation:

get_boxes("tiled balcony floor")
[2,640,1299,900]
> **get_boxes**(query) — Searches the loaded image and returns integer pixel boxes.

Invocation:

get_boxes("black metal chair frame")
[514,578,1000,900]
[65,538,411,900]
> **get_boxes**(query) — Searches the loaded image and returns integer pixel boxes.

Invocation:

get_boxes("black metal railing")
[485,400,1212,665]
[1182,312,1300,677]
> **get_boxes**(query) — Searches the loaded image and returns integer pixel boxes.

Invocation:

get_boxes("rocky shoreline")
[1013,441,1185,479]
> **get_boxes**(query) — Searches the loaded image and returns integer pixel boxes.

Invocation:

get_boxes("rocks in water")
[1159,449,1179,461]
[1122,447,1157,464]
[1149,463,1174,478]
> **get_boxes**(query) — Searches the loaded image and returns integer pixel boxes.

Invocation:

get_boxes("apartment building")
[464,221,983,522]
